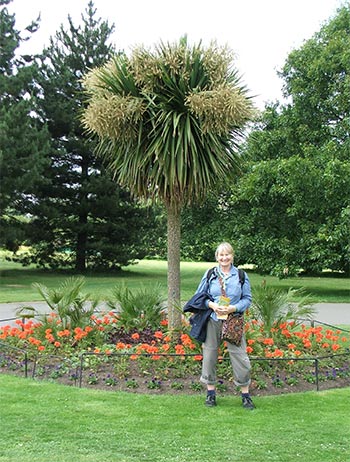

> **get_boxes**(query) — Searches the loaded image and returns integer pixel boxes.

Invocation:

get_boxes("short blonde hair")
[215,242,234,260]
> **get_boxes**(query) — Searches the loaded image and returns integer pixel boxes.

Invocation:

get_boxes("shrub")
[106,283,166,332]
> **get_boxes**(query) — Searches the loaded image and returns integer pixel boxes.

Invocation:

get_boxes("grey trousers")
[200,318,252,387]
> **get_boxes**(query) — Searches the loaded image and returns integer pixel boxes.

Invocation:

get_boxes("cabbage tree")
[81,37,254,329]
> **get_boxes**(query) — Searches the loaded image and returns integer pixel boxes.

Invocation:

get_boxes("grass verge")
[0,374,349,462]
[1,258,349,303]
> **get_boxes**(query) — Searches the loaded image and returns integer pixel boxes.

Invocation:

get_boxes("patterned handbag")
[221,313,244,346]
[218,274,244,346]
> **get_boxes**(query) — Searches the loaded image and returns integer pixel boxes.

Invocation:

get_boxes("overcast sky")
[9,0,344,109]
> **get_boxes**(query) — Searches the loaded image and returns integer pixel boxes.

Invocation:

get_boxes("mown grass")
[0,256,349,303]
[0,374,349,462]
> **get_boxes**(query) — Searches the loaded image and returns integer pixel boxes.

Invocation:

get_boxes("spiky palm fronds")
[32,277,98,330]
[81,37,255,207]
[251,285,317,334]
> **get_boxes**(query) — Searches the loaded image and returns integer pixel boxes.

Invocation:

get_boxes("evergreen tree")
[19,1,157,270]
[0,0,50,251]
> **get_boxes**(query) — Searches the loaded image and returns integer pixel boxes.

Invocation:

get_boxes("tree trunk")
[166,202,182,330]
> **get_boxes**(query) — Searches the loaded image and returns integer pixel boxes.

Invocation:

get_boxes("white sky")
[9,0,344,109]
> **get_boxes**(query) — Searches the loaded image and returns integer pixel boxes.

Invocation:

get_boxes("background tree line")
[1,0,349,276]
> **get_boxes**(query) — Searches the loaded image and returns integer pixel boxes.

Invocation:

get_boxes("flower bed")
[1,311,349,396]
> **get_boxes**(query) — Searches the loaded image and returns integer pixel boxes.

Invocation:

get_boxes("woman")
[195,242,255,409]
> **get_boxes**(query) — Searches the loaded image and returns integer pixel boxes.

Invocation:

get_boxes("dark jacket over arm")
[183,291,214,342]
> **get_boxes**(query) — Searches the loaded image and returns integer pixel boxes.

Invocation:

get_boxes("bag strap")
[207,267,245,297]
[219,268,245,298]
[238,268,245,287]
[206,266,216,284]
[217,276,227,297]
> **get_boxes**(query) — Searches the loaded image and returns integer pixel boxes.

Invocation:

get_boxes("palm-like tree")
[81,37,255,329]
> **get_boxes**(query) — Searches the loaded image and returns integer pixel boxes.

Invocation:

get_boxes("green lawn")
[0,257,349,303]
[0,374,349,462]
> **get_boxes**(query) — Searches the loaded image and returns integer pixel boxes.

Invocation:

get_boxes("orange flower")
[263,338,274,346]
[175,344,185,355]
[273,348,284,357]
[130,354,139,360]
[287,343,296,350]
[131,333,140,340]
[281,329,292,338]
[46,334,55,343]
[58,329,71,337]
[331,344,340,351]
[246,346,253,354]
[154,331,163,340]
[247,339,255,345]
[193,355,203,361]
[38,345,45,351]
[294,350,302,356]
[160,319,168,326]
[180,334,192,346]
[116,342,126,350]
[54,341,61,348]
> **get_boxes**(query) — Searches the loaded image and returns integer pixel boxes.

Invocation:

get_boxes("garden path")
[0,301,350,328]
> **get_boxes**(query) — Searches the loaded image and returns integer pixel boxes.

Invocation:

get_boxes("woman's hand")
[209,302,237,315]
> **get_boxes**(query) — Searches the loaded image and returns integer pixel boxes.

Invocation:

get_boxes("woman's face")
[216,249,233,270]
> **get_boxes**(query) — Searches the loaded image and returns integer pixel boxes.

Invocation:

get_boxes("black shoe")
[242,396,255,410]
[205,394,217,407]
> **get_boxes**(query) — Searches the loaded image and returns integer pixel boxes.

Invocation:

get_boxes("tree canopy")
[222,4,350,276]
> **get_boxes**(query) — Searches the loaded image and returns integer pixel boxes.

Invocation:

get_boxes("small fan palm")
[32,276,98,329]
[107,283,166,332]
[251,284,316,334]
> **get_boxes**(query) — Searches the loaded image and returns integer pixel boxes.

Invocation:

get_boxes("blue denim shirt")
[195,265,252,321]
